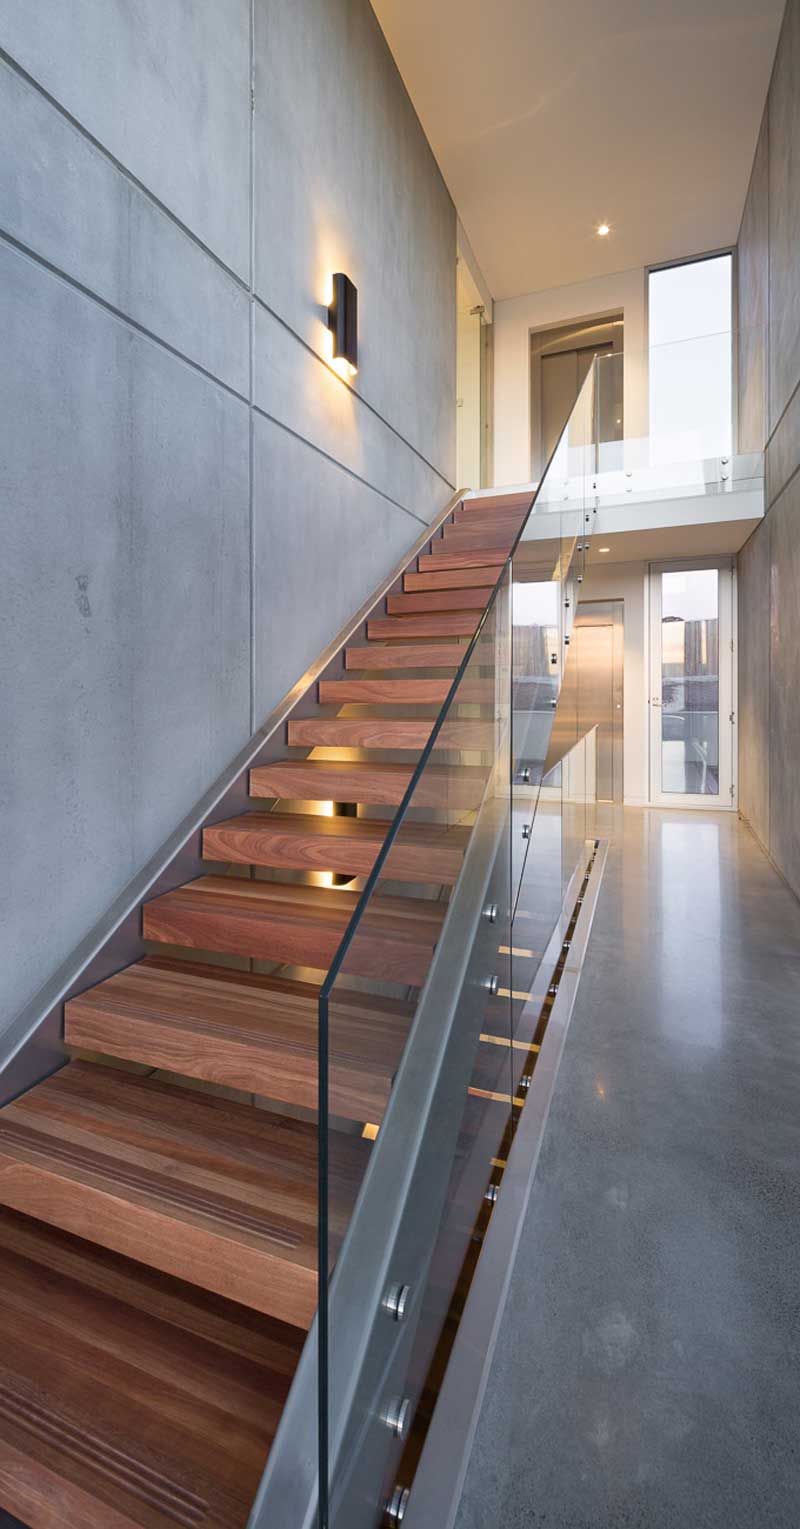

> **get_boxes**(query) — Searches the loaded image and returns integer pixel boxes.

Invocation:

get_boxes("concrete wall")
[0,0,456,1025]
[736,0,800,896]
[493,266,648,486]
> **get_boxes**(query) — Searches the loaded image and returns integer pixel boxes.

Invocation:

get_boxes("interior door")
[574,601,624,803]
[540,342,613,464]
[649,559,735,808]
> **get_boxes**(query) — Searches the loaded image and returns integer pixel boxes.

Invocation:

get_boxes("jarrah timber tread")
[438,525,516,553]
[403,565,500,592]
[417,547,508,573]
[0,485,528,1525]
[0,1205,304,1529]
[458,492,532,514]
[0,1063,366,1329]
[319,677,493,704]
[344,641,469,669]
[250,757,489,807]
[367,611,481,640]
[286,715,493,750]
[143,875,446,985]
[202,809,469,881]
[66,958,412,1121]
[386,586,490,615]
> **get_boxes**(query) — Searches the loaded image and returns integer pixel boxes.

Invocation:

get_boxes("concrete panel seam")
[767,449,800,513]
[0,231,432,531]
[0,44,248,293]
[0,226,250,408]
[765,369,800,461]
[251,401,428,525]
[253,293,455,492]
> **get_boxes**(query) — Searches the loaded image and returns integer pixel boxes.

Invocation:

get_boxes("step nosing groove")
[0,1124,302,1248]
[0,1377,209,1525]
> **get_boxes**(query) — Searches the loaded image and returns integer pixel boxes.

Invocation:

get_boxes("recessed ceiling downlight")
[597,223,610,237]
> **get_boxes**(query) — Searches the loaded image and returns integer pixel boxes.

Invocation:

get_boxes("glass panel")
[592,325,761,505]
[319,568,513,1528]
[660,568,720,796]
[648,255,732,462]
[313,354,601,1529]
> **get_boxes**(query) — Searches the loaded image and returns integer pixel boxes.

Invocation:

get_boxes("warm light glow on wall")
[330,354,357,381]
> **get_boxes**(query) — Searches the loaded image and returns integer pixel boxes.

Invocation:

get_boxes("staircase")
[0,492,533,1529]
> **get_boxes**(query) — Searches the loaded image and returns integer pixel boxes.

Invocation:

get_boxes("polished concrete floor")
[456,806,800,1529]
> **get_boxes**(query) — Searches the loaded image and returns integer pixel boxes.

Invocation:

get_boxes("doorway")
[648,559,735,807]
[456,253,492,490]
[530,315,623,479]
[574,600,624,804]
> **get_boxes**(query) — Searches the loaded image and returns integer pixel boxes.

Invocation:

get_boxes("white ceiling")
[372,0,784,301]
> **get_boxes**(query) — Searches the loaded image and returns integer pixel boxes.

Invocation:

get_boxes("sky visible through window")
[648,254,732,462]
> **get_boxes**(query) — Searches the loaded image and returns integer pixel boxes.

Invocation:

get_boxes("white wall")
[580,560,649,805]
[456,303,482,490]
[493,266,648,486]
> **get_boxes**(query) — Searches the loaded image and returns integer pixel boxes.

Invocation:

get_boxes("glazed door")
[649,560,735,807]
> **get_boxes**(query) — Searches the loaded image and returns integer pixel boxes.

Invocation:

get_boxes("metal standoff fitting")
[381,1283,411,1322]
[381,1398,411,1439]
[385,1486,410,1524]
[484,974,500,996]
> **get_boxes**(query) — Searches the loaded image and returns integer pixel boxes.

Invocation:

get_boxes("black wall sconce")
[327,272,358,377]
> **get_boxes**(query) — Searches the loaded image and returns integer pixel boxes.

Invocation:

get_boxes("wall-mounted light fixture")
[327,272,358,378]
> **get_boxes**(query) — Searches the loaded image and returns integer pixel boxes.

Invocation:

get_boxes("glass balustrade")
[252,335,745,1529]
[313,364,600,1529]
[530,331,763,516]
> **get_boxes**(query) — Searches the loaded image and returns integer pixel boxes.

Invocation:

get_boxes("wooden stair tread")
[286,716,493,750]
[344,642,469,670]
[386,587,490,615]
[0,1062,367,1327]
[319,678,493,704]
[203,810,468,882]
[66,958,413,1121]
[444,509,520,528]
[403,566,500,592]
[143,876,446,985]
[417,549,507,573]
[0,1206,304,1529]
[439,527,516,552]
[250,758,489,808]
[367,612,481,640]
[459,492,532,514]
[452,510,526,533]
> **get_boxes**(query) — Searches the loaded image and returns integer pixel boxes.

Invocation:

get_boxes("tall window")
[648,254,732,463]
